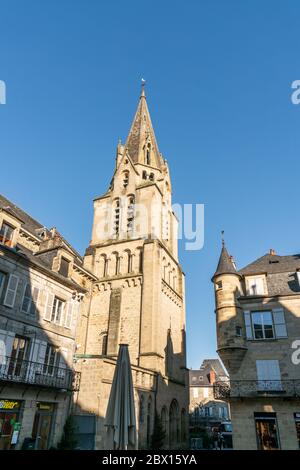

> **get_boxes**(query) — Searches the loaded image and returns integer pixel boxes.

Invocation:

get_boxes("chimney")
[209,370,216,384]
[270,249,276,256]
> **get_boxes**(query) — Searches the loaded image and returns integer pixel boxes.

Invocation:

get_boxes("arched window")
[172,268,176,290]
[113,198,120,238]
[142,170,147,180]
[166,329,173,377]
[127,195,135,236]
[167,263,171,285]
[125,250,133,273]
[112,252,120,276]
[146,143,151,165]
[100,254,108,277]
[123,171,129,187]
[149,172,154,181]
[138,248,143,272]
[161,407,167,446]
[101,333,108,355]
[169,400,179,448]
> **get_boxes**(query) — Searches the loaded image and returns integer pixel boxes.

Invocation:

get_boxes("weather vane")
[221,230,225,247]
[141,78,146,87]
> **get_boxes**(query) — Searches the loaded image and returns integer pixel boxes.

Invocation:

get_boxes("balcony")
[0,356,80,392]
[214,379,300,400]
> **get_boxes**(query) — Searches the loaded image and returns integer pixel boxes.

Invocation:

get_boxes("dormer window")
[59,257,70,277]
[0,222,15,247]
[246,276,266,296]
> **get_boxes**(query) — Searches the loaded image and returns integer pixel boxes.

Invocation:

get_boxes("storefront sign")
[37,402,54,411]
[0,400,21,410]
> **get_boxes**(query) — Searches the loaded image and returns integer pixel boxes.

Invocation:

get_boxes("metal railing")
[214,379,300,399]
[0,356,80,391]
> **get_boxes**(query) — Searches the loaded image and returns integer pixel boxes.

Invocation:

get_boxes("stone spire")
[123,83,164,168]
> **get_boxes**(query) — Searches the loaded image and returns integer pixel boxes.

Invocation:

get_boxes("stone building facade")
[189,359,229,447]
[73,86,189,449]
[0,195,96,449]
[212,244,300,450]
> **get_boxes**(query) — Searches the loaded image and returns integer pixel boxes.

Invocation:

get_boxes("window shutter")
[44,292,54,321]
[256,360,281,381]
[30,286,40,316]
[244,311,253,339]
[37,341,47,364]
[273,308,287,338]
[4,274,19,307]
[256,278,265,295]
[21,283,31,313]
[256,359,281,390]
[64,301,73,329]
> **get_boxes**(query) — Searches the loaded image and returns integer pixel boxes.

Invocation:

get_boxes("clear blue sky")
[1,1,300,369]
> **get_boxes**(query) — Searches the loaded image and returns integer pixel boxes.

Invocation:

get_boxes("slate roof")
[237,252,300,297]
[213,245,237,278]
[0,194,44,235]
[239,253,300,275]
[189,359,228,386]
[123,87,164,169]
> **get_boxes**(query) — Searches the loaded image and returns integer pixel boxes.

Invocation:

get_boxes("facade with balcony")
[0,195,95,450]
[212,244,300,450]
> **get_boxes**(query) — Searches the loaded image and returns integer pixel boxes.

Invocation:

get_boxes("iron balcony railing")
[214,379,300,399]
[0,356,81,392]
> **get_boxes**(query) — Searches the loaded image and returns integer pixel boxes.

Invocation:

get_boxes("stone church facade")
[73,86,189,449]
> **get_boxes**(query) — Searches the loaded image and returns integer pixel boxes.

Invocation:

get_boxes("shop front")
[0,399,22,450]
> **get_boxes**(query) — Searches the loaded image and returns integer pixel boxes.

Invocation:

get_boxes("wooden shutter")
[21,283,31,313]
[44,292,54,321]
[4,274,19,307]
[256,360,281,390]
[64,301,73,329]
[30,286,40,316]
[273,308,287,338]
[244,311,253,339]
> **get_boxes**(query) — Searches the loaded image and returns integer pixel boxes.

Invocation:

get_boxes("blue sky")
[1,1,300,369]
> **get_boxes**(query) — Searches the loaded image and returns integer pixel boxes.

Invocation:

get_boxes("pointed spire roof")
[213,240,239,279]
[123,83,163,168]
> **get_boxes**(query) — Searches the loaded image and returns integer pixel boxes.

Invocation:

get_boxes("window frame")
[244,309,287,340]
[50,296,66,325]
[0,221,15,247]
[43,343,59,376]
[21,283,40,316]
[246,276,266,296]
